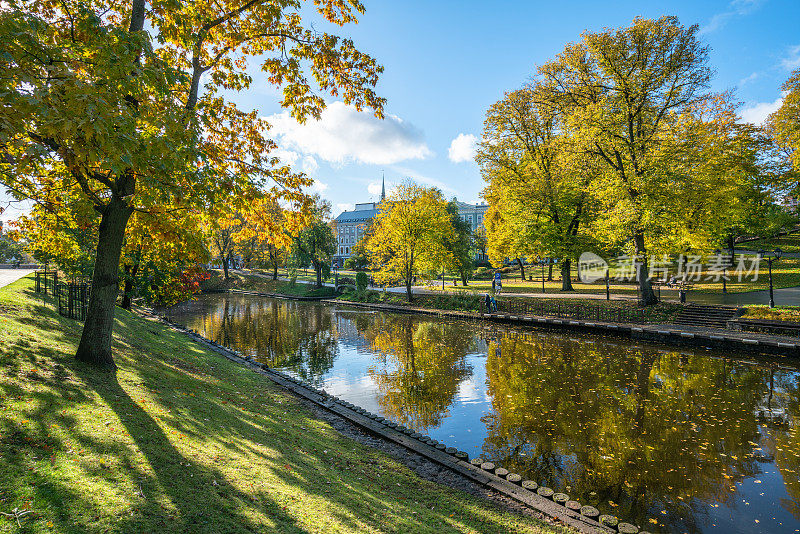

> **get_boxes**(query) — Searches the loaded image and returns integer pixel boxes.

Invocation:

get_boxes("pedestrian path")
[0,269,34,289]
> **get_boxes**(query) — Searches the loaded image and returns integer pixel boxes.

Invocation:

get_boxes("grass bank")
[742,305,800,322]
[0,276,563,534]
[202,269,336,298]
[336,289,682,324]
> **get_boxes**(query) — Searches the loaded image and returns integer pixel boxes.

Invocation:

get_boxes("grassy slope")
[741,305,800,322]
[336,289,681,324]
[202,270,336,298]
[0,277,564,534]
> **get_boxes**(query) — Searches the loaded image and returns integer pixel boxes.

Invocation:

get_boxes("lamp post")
[759,248,782,308]
[535,257,546,293]
[714,249,733,294]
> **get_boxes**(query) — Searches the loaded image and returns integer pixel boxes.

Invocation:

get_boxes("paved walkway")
[0,269,34,289]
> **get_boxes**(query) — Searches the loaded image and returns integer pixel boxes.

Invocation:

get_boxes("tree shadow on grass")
[72,365,313,534]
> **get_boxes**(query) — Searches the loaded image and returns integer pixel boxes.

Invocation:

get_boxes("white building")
[453,201,488,233]
[333,179,385,265]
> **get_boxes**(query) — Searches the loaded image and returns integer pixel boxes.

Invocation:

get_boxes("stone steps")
[672,304,743,329]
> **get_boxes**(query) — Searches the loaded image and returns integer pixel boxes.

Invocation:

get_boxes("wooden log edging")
[157,317,657,534]
[327,300,800,358]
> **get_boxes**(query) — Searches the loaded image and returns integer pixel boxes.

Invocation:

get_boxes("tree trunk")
[548,263,553,281]
[516,258,525,280]
[221,254,230,280]
[635,231,658,305]
[561,259,574,291]
[75,196,134,369]
[405,277,413,302]
[460,270,468,286]
[315,262,322,288]
[272,263,278,281]
[120,261,139,310]
[727,234,735,259]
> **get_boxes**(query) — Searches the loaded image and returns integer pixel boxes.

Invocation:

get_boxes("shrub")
[356,271,369,292]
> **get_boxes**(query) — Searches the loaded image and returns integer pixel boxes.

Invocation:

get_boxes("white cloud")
[0,188,32,223]
[301,155,319,174]
[391,166,457,195]
[700,0,763,35]
[741,93,786,125]
[334,203,354,216]
[309,180,328,194]
[367,181,398,198]
[272,148,300,166]
[448,133,478,163]
[738,72,759,87]
[265,101,432,166]
[782,45,800,71]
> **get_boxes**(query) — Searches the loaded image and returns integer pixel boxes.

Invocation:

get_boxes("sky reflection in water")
[165,294,800,534]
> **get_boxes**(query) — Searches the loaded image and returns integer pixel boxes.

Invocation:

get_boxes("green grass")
[202,270,336,298]
[337,289,682,324]
[336,290,484,312]
[0,277,564,534]
[433,256,800,296]
[742,305,800,322]
[740,232,800,254]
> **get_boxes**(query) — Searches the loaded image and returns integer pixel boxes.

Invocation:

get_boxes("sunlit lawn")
[0,276,563,534]
[741,232,800,254]
[433,256,800,296]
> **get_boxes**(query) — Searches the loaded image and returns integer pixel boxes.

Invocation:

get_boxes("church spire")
[380,172,386,201]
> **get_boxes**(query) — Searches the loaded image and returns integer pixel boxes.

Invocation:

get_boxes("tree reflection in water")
[480,330,800,532]
[186,295,340,385]
[361,315,473,431]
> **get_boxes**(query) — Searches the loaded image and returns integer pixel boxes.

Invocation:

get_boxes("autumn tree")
[443,200,474,286]
[478,87,600,291]
[364,182,454,301]
[0,0,384,368]
[120,210,209,309]
[538,16,713,304]
[238,197,300,280]
[769,67,800,174]
[210,211,245,281]
[473,226,488,264]
[14,191,99,278]
[291,197,336,289]
[641,93,793,257]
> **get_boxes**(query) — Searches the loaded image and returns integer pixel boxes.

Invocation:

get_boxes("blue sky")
[2,0,799,222]
[253,0,800,215]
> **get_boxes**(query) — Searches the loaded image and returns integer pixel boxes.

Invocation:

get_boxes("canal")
[164,293,800,534]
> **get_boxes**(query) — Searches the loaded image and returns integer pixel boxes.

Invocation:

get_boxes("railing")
[34,270,58,295]
[56,280,91,321]
[497,299,647,324]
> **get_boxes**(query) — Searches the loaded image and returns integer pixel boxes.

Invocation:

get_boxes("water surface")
[165,294,800,534]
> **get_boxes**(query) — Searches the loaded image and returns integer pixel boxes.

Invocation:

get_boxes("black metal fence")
[498,299,647,324]
[34,270,58,295]
[56,281,91,321]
